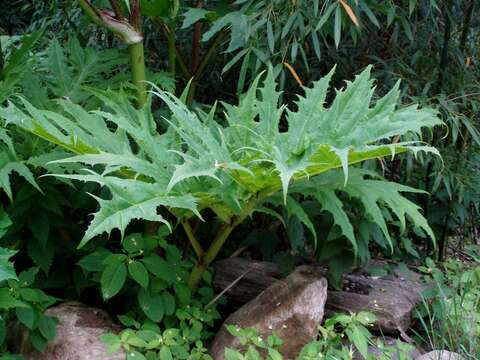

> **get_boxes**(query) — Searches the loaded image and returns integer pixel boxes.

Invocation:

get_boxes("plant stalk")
[438,207,450,262]
[187,198,256,291]
[191,0,204,73]
[436,0,453,93]
[460,0,474,52]
[187,223,234,291]
[181,218,203,257]
[128,42,147,108]
[186,31,225,106]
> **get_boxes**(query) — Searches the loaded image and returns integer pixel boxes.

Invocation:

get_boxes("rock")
[9,302,125,360]
[210,265,328,360]
[214,257,427,334]
[416,350,464,360]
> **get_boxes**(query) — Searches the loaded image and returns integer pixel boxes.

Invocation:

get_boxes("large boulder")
[10,302,125,360]
[210,265,328,360]
[416,351,464,360]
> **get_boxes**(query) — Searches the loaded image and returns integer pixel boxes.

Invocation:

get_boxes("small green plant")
[223,325,284,360]
[101,324,212,360]
[78,231,220,359]
[224,312,415,360]
[415,255,480,358]
[0,236,57,354]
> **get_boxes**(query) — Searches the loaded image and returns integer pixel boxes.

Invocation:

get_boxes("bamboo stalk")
[186,31,225,106]
[168,20,177,76]
[459,0,474,51]
[436,0,453,93]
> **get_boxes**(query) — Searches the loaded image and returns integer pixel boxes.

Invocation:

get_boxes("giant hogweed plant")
[0,66,441,291]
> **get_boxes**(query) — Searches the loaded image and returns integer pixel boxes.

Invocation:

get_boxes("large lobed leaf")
[290,168,435,253]
[221,65,442,199]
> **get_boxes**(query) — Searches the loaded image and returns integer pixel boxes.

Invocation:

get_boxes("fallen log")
[213,257,427,335]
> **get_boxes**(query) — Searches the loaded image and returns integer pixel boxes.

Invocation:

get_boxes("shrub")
[0,65,441,291]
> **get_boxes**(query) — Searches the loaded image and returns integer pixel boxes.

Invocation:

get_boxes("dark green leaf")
[173,284,191,306]
[122,233,144,254]
[162,292,175,316]
[18,267,39,287]
[29,330,47,352]
[101,260,127,299]
[127,350,146,360]
[160,346,173,360]
[78,250,111,272]
[142,255,176,283]
[16,306,37,329]
[38,315,57,341]
[0,288,25,309]
[346,326,369,358]
[128,261,149,288]
[138,289,164,322]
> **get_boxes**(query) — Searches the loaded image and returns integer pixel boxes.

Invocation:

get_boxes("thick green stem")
[187,199,256,291]
[128,42,147,108]
[187,223,233,291]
